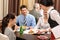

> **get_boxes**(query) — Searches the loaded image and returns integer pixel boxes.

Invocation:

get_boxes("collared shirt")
[16,13,36,28]
[48,7,60,25]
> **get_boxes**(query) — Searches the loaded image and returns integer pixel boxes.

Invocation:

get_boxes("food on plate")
[28,30,34,34]
[22,26,27,29]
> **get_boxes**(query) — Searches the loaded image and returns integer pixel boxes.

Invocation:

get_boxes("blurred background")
[0,0,60,21]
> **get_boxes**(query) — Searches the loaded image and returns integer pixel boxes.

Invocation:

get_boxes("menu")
[52,25,60,39]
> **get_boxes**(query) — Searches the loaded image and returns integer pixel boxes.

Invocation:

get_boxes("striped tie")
[24,16,27,26]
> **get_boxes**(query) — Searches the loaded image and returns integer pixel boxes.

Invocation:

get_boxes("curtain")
[8,0,20,15]
[53,0,60,13]
[0,0,3,20]
[28,0,35,10]
[20,0,35,10]
[20,0,28,7]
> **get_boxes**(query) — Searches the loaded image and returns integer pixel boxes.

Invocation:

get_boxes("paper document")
[52,25,60,38]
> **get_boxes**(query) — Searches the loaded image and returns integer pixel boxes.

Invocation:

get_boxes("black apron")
[48,9,59,28]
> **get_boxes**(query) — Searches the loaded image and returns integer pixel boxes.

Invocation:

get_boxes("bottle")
[20,26,23,35]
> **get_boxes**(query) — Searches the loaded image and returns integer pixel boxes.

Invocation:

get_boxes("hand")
[42,29,47,32]
[36,30,41,34]
[48,28,52,32]
[14,25,19,32]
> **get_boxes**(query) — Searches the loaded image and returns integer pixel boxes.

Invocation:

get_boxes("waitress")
[35,0,60,31]
[39,0,60,28]
[36,0,60,39]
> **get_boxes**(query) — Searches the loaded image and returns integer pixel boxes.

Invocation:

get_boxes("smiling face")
[21,8,27,16]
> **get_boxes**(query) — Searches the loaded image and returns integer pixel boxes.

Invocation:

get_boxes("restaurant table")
[15,31,51,40]
[55,39,60,40]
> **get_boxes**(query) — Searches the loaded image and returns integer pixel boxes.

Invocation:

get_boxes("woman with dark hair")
[1,14,17,40]
[35,0,60,40]
[1,14,26,40]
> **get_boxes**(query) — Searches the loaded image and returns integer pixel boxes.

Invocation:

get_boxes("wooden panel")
[8,0,13,14]
[53,0,60,13]
[8,0,20,15]
[20,0,28,8]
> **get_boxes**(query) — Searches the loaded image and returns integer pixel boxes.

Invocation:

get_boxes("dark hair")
[20,5,27,10]
[1,13,15,34]
[39,0,53,7]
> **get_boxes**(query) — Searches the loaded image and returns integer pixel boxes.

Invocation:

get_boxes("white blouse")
[34,17,50,29]
[34,6,60,30]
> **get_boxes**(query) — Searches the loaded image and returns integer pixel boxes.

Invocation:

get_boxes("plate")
[23,29,38,34]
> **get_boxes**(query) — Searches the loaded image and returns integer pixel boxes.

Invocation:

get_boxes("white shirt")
[0,33,9,40]
[34,6,60,29]
[39,9,44,17]
[48,7,60,25]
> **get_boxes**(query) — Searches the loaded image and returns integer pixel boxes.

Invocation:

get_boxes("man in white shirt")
[0,33,9,40]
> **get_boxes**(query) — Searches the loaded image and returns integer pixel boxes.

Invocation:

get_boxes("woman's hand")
[14,24,19,32]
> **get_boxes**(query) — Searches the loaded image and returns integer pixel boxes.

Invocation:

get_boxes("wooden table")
[15,31,51,40]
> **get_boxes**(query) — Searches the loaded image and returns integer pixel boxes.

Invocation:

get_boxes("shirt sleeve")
[31,16,36,28]
[50,10,60,25]
[16,16,19,26]
[34,18,41,29]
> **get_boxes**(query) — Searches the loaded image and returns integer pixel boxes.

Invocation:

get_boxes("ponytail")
[1,14,15,34]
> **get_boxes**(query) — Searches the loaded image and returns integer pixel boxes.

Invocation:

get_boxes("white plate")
[23,29,38,34]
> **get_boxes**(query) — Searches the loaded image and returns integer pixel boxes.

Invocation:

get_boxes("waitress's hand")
[48,28,52,32]
[36,30,42,34]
